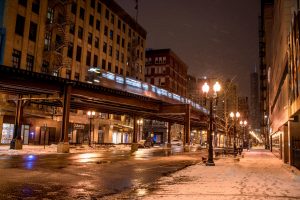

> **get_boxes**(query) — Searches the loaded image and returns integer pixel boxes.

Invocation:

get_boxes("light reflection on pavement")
[0,146,204,199]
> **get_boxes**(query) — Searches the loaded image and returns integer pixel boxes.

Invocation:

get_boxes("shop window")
[1,124,14,144]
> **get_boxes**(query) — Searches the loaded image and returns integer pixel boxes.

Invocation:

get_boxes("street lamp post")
[230,111,240,156]
[239,120,247,149]
[202,81,221,166]
[87,110,96,146]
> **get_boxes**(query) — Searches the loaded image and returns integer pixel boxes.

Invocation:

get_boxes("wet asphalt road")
[0,147,204,199]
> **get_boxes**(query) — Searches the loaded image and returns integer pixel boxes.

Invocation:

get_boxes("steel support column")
[57,84,72,153]
[184,104,190,151]
[10,94,23,149]
[131,115,139,152]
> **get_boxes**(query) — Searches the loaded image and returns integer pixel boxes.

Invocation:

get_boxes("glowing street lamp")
[240,120,248,150]
[87,111,96,146]
[230,111,240,156]
[202,81,221,166]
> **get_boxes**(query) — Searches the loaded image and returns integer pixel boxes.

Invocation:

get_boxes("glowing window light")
[142,83,149,90]
[106,72,115,80]
[126,78,142,88]
[151,85,156,93]
[156,88,162,95]
[173,93,181,101]
[161,89,168,96]
[116,75,124,84]
[88,67,101,74]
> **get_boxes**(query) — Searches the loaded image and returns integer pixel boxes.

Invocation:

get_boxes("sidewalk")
[141,148,300,200]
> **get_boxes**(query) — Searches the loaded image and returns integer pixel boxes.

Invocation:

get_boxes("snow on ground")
[140,148,300,200]
[0,144,131,155]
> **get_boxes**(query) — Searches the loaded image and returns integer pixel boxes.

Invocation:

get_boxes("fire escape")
[44,0,73,76]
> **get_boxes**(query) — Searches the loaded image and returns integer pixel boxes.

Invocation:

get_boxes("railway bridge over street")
[0,65,212,152]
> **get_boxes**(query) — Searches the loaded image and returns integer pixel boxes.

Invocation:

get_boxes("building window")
[69,23,75,34]
[32,0,40,14]
[89,15,94,26]
[47,7,54,23]
[90,0,95,9]
[120,68,123,75]
[29,22,37,42]
[86,51,91,66]
[41,60,49,73]
[74,72,80,81]
[97,2,101,13]
[93,55,98,66]
[78,26,83,39]
[68,42,73,58]
[88,32,93,45]
[96,19,100,30]
[105,9,109,20]
[116,50,119,60]
[104,26,108,36]
[122,23,126,33]
[80,7,85,20]
[115,66,119,74]
[76,46,82,62]
[102,59,106,69]
[66,69,71,79]
[12,49,21,68]
[18,0,27,7]
[26,54,34,71]
[109,45,112,56]
[128,28,131,37]
[109,30,113,40]
[116,20,121,29]
[117,35,120,45]
[71,2,77,15]
[111,14,114,24]
[95,37,99,48]
[108,62,111,71]
[44,32,51,51]
[121,53,124,63]
[15,15,25,36]
[103,42,107,53]
[121,38,125,48]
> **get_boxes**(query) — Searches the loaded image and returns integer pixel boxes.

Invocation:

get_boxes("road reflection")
[23,154,37,170]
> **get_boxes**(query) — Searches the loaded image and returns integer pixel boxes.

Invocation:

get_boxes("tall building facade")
[0,0,146,145]
[0,0,146,80]
[262,0,300,169]
[145,49,188,97]
[250,71,260,131]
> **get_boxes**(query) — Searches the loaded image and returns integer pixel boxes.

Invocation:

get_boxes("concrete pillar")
[57,84,72,153]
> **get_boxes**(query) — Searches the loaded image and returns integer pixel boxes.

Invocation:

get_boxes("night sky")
[116,0,260,97]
